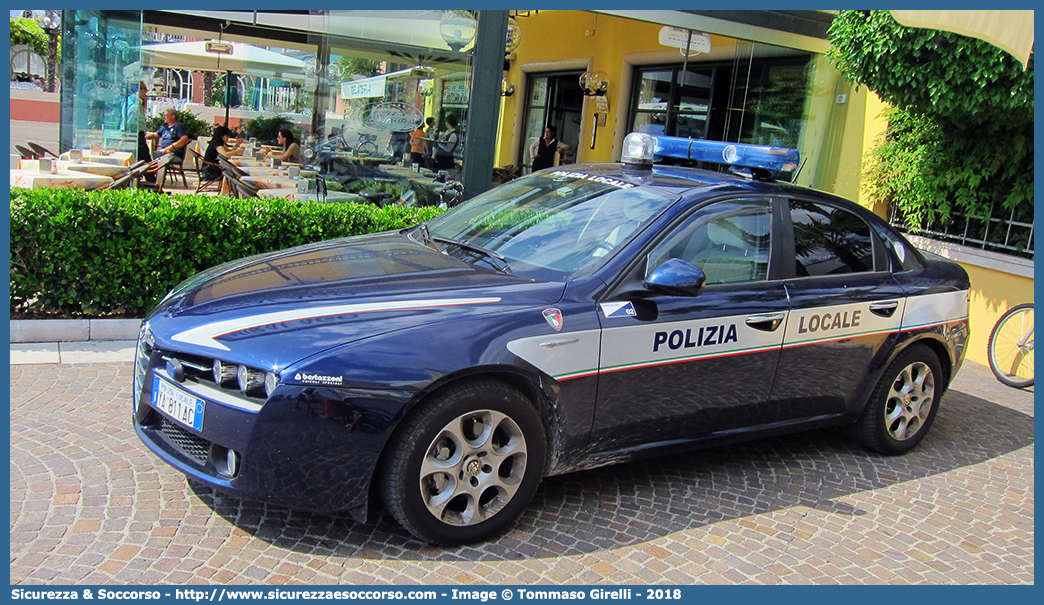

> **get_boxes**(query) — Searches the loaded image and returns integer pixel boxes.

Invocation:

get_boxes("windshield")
[426,171,676,281]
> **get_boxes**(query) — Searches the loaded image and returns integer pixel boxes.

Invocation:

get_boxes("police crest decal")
[542,308,564,331]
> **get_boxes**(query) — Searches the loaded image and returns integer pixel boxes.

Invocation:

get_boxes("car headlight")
[237,365,265,395]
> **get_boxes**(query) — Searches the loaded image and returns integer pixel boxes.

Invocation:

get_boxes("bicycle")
[987,303,1034,388]
[355,133,379,157]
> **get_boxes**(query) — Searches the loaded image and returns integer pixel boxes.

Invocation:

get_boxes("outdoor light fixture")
[32,10,62,92]
[501,78,516,97]
[579,71,609,96]
[505,17,522,53]
[205,41,234,55]
[439,10,477,52]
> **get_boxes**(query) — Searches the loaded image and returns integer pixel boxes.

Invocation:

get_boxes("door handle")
[745,312,786,332]
[869,300,899,318]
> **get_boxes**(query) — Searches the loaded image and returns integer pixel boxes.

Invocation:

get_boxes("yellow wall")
[500,11,876,198]
[499,11,756,168]
[500,11,1033,374]
[857,96,1034,370]
[961,264,1034,367]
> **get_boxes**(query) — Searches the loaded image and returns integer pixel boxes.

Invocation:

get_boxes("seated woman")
[202,126,244,191]
[264,129,301,164]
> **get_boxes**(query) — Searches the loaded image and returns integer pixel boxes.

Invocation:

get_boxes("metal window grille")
[891,201,1034,260]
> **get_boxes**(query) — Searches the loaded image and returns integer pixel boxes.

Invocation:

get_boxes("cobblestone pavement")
[9,360,1033,585]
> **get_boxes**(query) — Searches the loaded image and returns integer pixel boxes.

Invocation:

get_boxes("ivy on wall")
[9,17,49,58]
[826,10,1033,229]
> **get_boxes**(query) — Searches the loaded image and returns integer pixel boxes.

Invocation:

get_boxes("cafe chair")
[104,162,150,190]
[189,149,224,194]
[492,164,519,186]
[139,154,177,194]
[160,140,191,190]
[15,145,37,160]
[27,142,59,159]
[218,155,249,178]
[223,171,261,199]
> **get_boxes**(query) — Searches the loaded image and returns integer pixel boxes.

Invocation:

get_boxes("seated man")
[145,108,189,160]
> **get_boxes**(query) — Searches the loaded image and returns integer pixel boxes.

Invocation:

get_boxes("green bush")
[240,115,299,145]
[10,188,443,318]
[10,17,49,58]
[826,10,1034,228]
[145,109,213,140]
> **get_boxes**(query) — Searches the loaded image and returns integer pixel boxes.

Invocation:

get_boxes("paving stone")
[8,361,1033,585]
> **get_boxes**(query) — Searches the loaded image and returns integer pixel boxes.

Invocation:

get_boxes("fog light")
[213,360,237,386]
[237,364,265,394]
[226,448,240,477]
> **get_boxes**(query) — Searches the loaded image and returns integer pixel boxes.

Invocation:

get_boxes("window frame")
[600,194,788,303]
[781,196,891,280]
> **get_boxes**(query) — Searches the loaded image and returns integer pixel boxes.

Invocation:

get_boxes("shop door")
[520,72,584,173]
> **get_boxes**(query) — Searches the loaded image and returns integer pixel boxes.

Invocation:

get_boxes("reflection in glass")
[790,200,874,276]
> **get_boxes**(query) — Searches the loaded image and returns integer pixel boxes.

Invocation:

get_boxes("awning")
[140,41,308,81]
[890,10,1034,69]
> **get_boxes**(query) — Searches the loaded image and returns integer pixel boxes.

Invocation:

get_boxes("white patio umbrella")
[140,40,309,123]
[890,10,1034,70]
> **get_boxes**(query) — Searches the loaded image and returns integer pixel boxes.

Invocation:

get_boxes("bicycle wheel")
[987,303,1034,388]
[357,141,378,156]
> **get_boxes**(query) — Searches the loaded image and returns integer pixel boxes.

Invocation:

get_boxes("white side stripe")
[172,298,500,351]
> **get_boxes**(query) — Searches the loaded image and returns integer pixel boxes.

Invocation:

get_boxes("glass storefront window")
[298,10,476,201]
[60,10,143,154]
[627,46,812,159]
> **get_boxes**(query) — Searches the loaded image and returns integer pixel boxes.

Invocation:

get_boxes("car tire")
[853,344,943,455]
[379,380,545,545]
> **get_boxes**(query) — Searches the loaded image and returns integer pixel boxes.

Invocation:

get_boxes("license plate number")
[151,376,205,432]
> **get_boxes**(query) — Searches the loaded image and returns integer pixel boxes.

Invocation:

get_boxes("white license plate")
[151,376,205,432]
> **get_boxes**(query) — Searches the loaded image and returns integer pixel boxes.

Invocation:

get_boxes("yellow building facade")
[497,10,1032,367]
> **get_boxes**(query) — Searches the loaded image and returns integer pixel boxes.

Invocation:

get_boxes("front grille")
[154,349,273,404]
[159,417,211,465]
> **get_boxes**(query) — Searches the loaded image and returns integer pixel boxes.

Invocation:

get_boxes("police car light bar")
[621,132,799,173]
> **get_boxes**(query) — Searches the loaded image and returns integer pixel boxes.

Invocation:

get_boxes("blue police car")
[133,133,970,544]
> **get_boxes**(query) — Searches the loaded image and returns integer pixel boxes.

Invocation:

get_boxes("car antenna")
[792,157,808,183]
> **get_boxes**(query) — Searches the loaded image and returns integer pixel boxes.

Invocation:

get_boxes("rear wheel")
[987,303,1034,388]
[380,380,545,544]
[853,344,942,455]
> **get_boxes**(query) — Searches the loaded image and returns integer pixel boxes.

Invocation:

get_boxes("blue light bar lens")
[650,135,800,173]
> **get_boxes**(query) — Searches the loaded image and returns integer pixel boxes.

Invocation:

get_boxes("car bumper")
[134,367,413,516]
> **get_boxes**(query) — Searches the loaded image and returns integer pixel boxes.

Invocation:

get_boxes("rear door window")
[789,200,875,277]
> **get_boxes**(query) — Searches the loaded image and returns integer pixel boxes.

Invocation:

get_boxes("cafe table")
[10,168,113,190]
[230,158,270,168]
[379,165,444,196]
[257,188,364,202]
[239,175,300,190]
[329,153,389,167]
[18,159,128,178]
[236,165,293,176]
[58,150,135,166]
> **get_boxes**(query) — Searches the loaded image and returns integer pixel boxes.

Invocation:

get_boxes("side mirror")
[645,259,707,297]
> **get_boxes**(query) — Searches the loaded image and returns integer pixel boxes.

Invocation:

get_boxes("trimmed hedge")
[10,188,443,317]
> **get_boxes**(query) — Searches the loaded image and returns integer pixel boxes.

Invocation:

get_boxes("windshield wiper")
[408,223,434,248]
[432,236,512,274]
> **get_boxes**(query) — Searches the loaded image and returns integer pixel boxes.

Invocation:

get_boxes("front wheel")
[988,303,1034,388]
[853,344,943,455]
[380,380,545,545]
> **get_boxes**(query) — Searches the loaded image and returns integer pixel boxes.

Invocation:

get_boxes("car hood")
[145,231,566,367]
